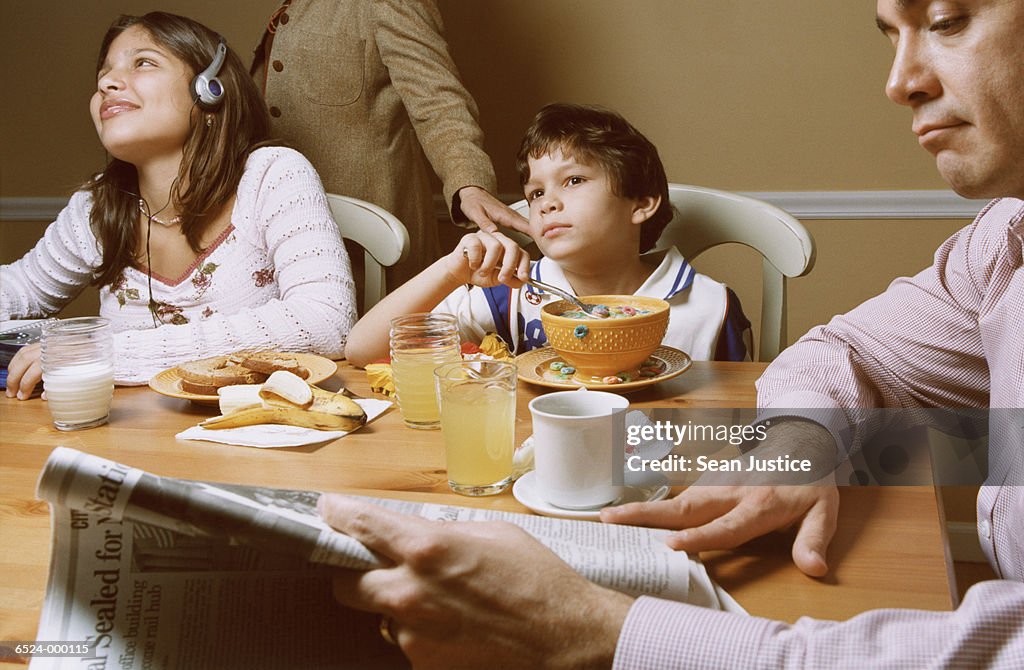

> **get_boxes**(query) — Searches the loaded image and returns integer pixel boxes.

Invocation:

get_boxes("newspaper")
[25,447,741,669]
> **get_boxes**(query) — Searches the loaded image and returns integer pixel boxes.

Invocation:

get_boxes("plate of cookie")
[149,351,338,406]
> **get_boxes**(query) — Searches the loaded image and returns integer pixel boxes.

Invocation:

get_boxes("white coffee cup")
[529,389,628,509]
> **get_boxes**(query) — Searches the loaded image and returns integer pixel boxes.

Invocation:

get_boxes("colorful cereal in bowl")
[558,304,653,320]
[540,295,669,384]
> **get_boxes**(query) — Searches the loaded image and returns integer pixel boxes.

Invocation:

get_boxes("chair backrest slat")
[326,193,410,311]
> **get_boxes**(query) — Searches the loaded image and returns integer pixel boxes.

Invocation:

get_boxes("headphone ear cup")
[192,75,224,109]
[192,38,228,109]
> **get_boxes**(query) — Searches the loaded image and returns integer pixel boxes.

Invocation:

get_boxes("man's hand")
[456,186,531,235]
[318,495,633,669]
[5,343,42,400]
[602,421,840,578]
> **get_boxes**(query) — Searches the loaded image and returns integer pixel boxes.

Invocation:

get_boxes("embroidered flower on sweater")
[109,272,141,308]
[202,306,214,318]
[150,301,189,326]
[253,267,275,287]
[116,288,140,308]
[191,262,218,296]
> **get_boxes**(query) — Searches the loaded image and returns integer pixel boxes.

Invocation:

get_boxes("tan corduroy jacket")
[255,0,498,283]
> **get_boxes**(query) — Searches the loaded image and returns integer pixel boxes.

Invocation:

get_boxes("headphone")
[191,37,228,109]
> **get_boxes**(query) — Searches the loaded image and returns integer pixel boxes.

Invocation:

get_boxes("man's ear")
[631,195,662,225]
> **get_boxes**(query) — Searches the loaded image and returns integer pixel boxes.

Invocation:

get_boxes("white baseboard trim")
[947,521,988,563]
[3,190,988,223]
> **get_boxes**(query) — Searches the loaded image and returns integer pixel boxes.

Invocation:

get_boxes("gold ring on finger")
[379,616,398,645]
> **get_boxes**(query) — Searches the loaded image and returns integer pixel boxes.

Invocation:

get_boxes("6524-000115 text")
[0,641,96,660]
[627,454,812,473]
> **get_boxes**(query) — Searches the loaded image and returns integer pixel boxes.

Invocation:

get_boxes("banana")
[200,405,364,431]
[310,384,364,413]
[217,384,264,415]
[202,385,366,432]
[259,370,313,408]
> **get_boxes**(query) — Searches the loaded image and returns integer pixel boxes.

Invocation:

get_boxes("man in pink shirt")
[318,0,1024,666]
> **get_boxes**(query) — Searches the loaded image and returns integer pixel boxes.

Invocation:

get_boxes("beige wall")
[1,2,978,519]
[439,0,946,192]
[3,0,943,194]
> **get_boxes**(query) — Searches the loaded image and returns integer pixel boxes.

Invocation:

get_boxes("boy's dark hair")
[516,103,673,253]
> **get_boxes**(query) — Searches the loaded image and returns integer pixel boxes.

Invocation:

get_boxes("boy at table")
[344,103,750,367]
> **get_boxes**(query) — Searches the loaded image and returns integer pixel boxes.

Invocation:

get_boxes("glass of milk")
[41,317,114,431]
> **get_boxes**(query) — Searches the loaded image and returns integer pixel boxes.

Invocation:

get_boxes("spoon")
[461,245,608,318]
[522,277,609,319]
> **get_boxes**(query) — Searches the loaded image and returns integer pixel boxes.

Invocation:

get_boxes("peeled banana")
[217,384,263,415]
[203,378,366,432]
[260,370,313,408]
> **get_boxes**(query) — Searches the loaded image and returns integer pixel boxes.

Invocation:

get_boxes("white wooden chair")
[510,183,815,361]
[657,184,815,361]
[326,193,410,311]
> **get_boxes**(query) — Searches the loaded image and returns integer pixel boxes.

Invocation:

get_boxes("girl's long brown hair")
[88,12,275,287]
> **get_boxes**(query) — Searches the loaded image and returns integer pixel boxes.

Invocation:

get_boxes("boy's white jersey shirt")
[434,246,732,361]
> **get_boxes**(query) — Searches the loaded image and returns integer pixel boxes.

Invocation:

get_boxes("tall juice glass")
[390,313,461,429]
[435,360,517,496]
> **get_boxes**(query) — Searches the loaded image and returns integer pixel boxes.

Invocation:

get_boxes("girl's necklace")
[138,199,181,227]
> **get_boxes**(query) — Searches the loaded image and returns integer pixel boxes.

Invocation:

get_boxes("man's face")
[876,0,1024,199]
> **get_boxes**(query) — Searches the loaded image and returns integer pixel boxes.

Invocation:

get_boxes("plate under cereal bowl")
[514,345,691,392]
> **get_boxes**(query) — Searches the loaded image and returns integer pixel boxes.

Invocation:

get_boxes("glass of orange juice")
[434,360,517,496]
[390,313,462,429]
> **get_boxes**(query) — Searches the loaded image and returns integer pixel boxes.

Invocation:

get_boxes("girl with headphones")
[1,12,356,396]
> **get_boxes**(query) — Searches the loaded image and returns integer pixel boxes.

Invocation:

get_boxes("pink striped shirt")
[613,198,1024,668]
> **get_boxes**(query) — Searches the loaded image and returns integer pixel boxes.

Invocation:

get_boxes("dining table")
[0,360,954,666]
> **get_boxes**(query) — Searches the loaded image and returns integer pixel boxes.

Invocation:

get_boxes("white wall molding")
[1,198,75,222]
[432,189,987,223]
[741,190,988,220]
[3,190,988,223]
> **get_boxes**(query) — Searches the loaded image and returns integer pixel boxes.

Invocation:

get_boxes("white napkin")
[175,398,392,448]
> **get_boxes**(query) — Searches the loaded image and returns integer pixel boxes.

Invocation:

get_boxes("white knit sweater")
[1,147,357,384]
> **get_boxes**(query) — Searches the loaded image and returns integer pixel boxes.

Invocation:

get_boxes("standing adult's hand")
[318,495,633,669]
[602,420,840,577]
[456,186,531,235]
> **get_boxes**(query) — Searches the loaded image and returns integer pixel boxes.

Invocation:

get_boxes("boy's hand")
[456,186,531,235]
[447,231,530,288]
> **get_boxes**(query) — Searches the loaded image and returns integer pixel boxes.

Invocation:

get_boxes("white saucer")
[512,471,670,520]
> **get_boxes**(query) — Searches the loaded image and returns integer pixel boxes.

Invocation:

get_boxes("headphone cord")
[138,193,176,328]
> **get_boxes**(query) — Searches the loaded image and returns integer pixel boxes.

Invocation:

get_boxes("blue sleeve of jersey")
[714,287,752,362]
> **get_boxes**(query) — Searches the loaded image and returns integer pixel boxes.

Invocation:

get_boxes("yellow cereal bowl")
[540,295,670,384]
